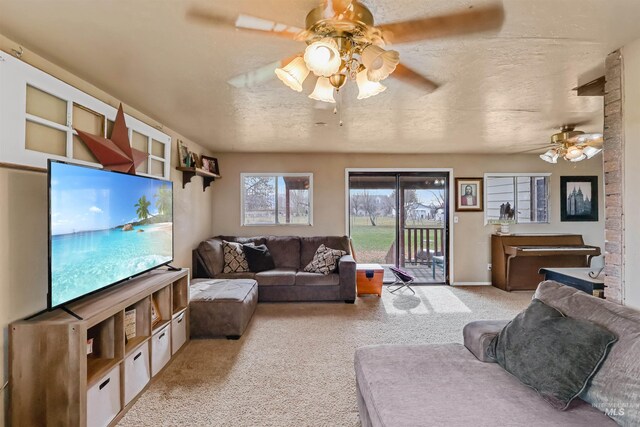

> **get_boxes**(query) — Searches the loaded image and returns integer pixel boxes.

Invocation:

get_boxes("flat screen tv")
[48,160,173,309]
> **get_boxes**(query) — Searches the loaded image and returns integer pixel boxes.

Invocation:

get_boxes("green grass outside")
[349,215,444,263]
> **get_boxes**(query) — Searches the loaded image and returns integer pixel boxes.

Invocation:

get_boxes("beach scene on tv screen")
[50,163,172,307]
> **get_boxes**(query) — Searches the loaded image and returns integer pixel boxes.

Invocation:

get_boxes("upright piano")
[491,234,601,291]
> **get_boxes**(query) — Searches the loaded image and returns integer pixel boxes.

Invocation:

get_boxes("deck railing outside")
[400,226,445,266]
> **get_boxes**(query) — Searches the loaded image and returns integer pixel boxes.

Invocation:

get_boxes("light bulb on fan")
[304,38,341,77]
[565,145,586,162]
[309,46,331,64]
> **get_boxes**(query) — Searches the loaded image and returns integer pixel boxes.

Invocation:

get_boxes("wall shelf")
[176,167,220,191]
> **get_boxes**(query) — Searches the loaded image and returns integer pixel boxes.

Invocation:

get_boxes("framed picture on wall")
[201,155,220,175]
[177,140,190,167]
[560,176,598,221]
[455,177,483,211]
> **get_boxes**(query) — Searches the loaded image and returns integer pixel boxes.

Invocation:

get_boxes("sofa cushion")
[264,236,301,269]
[535,281,640,425]
[303,244,347,275]
[190,278,256,302]
[222,241,250,273]
[487,298,617,410]
[196,238,224,277]
[255,268,297,286]
[295,272,340,286]
[299,236,350,269]
[355,343,615,427]
[242,243,275,272]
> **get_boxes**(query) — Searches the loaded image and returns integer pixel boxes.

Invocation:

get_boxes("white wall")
[0,36,214,426]
[622,39,640,309]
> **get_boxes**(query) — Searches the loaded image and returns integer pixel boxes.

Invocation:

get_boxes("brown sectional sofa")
[192,235,356,303]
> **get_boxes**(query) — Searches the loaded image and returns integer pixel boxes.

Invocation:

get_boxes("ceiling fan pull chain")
[335,89,343,127]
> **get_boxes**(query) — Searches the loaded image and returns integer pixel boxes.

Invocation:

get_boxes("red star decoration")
[75,104,148,174]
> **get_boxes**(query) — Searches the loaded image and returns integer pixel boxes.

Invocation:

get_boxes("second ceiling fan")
[538,125,604,163]
[188,0,505,102]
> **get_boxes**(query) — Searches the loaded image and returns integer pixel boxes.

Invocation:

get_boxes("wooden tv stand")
[9,269,190,427]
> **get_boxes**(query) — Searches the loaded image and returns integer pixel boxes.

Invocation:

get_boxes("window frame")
[483,172,551,225]
[0,51,171,179]
[240,172,314,226]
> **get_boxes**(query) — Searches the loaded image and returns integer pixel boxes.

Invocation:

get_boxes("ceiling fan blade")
[227,55,300,88]
[391,64,439,92]
[187,9,303,40]
[378,3,505,44]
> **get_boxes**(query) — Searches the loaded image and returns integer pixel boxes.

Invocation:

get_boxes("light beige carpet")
[119,286,532,427]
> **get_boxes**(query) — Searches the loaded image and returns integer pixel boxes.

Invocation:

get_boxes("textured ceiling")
[1,0,639,154]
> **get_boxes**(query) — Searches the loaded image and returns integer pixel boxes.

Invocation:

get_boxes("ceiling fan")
[536,124,604,163]
[187,0,505,102]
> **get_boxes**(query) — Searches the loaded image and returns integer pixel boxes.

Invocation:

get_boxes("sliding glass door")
[348,175,398,270]
[348,172,450,284]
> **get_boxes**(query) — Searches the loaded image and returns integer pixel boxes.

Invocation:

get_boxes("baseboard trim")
[452,282,491,286]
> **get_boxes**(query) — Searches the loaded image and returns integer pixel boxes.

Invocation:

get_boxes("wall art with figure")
[455,177,483,211]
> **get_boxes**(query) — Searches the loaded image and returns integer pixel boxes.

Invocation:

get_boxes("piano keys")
[491,234,601,291]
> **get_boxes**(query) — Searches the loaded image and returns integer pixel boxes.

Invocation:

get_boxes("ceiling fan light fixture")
[540,149,559,163]
[308,77,336,103]
[356,69,386,99]
[275,57,310,92]
[361,45,400,82]
[329,73,347,89]
[304,38,341,77]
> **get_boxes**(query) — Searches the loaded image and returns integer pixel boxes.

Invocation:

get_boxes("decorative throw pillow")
[242,243,275,272]
[222,241,250,273]
[303,244,347,275]
[487,298,617,410]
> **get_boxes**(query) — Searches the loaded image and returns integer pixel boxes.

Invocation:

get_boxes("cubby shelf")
[152,319,171,334]
[172,276,189,314]
[87,358,120,387]
[10,269,190,427]
[124,336,149,356]
[176,167,221,191]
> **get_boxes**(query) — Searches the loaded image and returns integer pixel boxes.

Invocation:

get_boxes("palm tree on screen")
[135,195,151,220]
[154,184,171,216]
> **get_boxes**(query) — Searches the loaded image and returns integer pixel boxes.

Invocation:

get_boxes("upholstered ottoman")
[189,278,258,339]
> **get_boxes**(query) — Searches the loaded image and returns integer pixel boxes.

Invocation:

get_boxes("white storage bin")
[151,325,171,376]
[172,311,187,354]
[124,342,151,404]
[87,364,121,427]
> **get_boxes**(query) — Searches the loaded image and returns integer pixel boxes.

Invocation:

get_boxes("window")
[0,51,171,179]
[484,173,550,223]
[241,173,313,226]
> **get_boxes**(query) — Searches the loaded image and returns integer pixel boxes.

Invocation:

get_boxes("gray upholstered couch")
[355,281,639,426]
[193,235,356,303]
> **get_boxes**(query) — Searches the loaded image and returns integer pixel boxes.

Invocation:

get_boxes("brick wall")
[603,50,624,303]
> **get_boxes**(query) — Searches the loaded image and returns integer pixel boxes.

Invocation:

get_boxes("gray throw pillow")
[487,298,617,410]
[304,244,346,275]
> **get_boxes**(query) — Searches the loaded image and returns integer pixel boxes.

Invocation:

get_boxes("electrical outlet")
[487,264,492,271]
